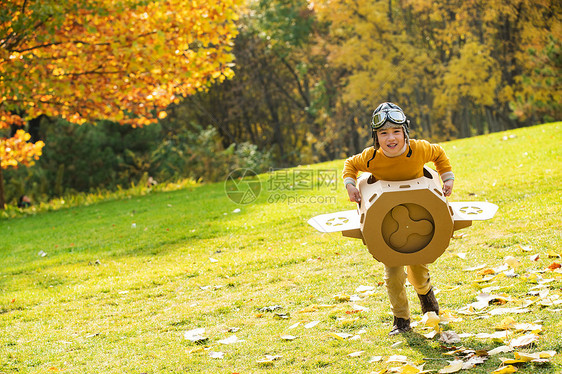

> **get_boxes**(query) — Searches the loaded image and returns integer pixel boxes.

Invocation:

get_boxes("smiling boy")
[342,102,455,335]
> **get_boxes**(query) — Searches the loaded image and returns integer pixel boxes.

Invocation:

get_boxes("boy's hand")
[442,179,454,197]
[346,184,362,203]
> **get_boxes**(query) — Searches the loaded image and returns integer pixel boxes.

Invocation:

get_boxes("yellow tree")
[315,0,560,140]
[0,0,241,208]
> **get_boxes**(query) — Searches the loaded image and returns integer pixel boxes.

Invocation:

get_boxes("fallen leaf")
[442,347,469,356]
[489,307,530,316]
[504,256,521,268]
[334,294,350,302]
[280,334,298,340]
[547,262,561,271]
[299,305,318,313]
[463,264,486,271]
[391,341,403,348]
[512,322,542,332]
[538,350,557,358]
[355,285,375,293]
[304,320,321,329]
[439,331,461,344]
[500,357,526,364]
[259,305,283,312]
[256,355,282,364]
[218,335,245,345]
[328,332,353,340]
[368,356,383,363]
[492,365,518,373]
[529,254,540,261]
[462,355,487,369]
[386,355,408,363]
[474,331,512,340]
[455,252,467,259]
[509,333,539,348]
[547,251,561,258]
[209,351,224,359]
[372,370,388,374]
[421,311,440,329]
[273,313,290,320]
[495,317,516,330]
[288,322,301,329]
[439,310,462,323]
[438,360,463,373]
[348,351,364,357]
[478,268,496,276]
[184,328,207,343]
[424,330,438,339]
[488,346,513,355]
[351,304,369,312]
[401,363,425,373]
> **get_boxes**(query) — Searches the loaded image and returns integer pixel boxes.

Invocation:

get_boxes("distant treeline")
[4,0,560,204]
[181,0,559,165]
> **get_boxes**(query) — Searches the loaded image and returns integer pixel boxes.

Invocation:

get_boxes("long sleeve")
[342,147,375,185]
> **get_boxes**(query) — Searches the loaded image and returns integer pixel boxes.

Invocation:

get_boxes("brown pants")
[384,264,432,319]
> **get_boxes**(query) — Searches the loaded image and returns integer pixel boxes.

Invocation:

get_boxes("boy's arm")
[342,150,371,203]
[424,141,455,196]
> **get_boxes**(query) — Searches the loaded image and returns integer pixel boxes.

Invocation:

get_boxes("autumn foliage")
[0,0,240,127]
[0,0,241,207]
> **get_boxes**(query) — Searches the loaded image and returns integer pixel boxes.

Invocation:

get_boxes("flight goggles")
[371,109,407,129]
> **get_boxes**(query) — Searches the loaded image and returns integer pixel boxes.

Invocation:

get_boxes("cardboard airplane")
[308,167,498,267]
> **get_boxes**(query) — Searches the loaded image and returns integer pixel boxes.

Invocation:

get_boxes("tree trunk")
[0,166,5,210]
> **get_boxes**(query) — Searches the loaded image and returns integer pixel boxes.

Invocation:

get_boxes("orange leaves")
[0,129,45,169]
[0,113,25,129]
[0,0,242,128]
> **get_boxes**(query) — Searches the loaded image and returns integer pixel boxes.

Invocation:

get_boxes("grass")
[1,122,561,373]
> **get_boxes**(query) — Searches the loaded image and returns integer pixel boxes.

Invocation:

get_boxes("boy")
[342,102,455,335]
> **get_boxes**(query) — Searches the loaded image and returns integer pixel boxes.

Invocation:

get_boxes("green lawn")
[1,123,561,373]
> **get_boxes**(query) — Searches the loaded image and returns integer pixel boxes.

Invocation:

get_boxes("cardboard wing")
[308,167,498,266]
[307,209,362,239]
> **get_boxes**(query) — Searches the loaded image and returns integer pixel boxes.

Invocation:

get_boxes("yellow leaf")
[438,360,463,373]
[299,305,318,313]
[333,294,350,302]
[504,256,521,268]
[500,358,526,364]
[492,365,518,373]
[509,333,539,348]
[401,363,423,373]
[328,332,352,340]
[495,317,516,330]
[421,311,440,329]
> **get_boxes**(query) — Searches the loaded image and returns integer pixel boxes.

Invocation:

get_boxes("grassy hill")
[1,122,561,373]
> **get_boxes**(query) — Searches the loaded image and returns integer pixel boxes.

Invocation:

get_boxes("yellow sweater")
[342,139,453,183]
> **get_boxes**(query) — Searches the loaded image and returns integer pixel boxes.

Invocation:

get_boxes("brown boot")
[418,288,439,315]
[389,316,411,336]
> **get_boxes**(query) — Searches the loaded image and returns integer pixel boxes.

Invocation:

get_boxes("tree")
[0,0,241,208]
[0,115,44,209]
[315,0,560,140]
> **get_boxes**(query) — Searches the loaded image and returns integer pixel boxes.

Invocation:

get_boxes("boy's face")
[377,126,405,156]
